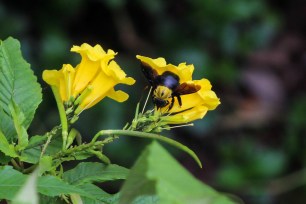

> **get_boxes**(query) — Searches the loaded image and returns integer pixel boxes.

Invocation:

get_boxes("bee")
[140,62,201,110]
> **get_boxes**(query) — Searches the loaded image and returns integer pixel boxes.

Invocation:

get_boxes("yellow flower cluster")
[42,43,219,126]
[43,44,135,113]
[136,55,220,124]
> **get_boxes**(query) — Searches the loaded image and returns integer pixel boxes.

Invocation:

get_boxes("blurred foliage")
[1,0,306,203]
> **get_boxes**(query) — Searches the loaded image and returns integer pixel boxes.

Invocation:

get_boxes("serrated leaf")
[0,152,12,164]
[21,134,60,164]
[79,183,113,204]
[0,166,94,201]
[9,100,28,150]
[63,162,129,185]
[26,135,47,149]
[20,146,41,164]
[119,141,237,204]
[0,107,15,142]
[0,166,27,200]
[12,168,39,204]
[19,135,47,163]
[0,37,42,141]
[0,129,18,157]
[39,156,53,175]
[37,176,92,198]
[39,195,66,204]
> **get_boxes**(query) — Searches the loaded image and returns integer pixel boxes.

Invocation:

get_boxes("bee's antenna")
[141,86,152,114]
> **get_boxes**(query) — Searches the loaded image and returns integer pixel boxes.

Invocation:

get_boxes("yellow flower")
[42,64,75,102]
[71,43,116,97]
[43,43,135,112]
[77,60,135,111]
[162,79,220,124]
[136,55,220,124]
[136,55,193,82]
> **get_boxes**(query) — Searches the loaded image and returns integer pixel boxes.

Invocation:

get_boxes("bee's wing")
[140,62,159,86]
[175,82,201,95]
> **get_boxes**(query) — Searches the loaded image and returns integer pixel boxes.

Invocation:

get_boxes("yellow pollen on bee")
[154,86,172,100]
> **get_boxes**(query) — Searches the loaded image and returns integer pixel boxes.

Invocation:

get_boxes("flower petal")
[107,89,129,102]
[78,60,135,110]
[167,79,220,113]
[163,106,208,124]
[103,61,136,85]
[71,43,117,97]
[42,69,61,86]
[136,55,194,82]
[43,64,76,102]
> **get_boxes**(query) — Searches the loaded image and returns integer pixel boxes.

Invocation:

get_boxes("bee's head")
[153,97,169,108]
[154,86,172,99]
[152,86,172,108]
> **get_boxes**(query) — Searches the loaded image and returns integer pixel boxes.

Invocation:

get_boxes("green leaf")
[9,100,28,150]
[0,37,42,141]
[12,169,39,204]
[119,141,237,204]
[0,107,15,142]
[0,166,93,200]
[26,135,48,149]
[63,162,129,185]
[79,183,113,204]
[20,146,41,164]
[0,166,27,200]
[80,189,158,204]
[0,152,12,164]
[39,156,53,175]
[37,176,92,198]
[21,134,60,164]
[39,195,66,204]
[0,129,18,157]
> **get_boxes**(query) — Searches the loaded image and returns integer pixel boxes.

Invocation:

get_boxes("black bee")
[140,62,201,110]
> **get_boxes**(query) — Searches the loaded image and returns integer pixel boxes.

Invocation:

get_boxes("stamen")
[75,94,100,116]
[66,70,72,101]
[161,123,194,130]
[142,86,152,114]
[148,108,155,114]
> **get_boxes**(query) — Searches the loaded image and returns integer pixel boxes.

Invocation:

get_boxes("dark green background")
[1,0,306,203]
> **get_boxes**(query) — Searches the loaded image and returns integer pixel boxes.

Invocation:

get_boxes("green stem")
[22,164,38,174]
[11,159,21,170]
[51,86,68,150]
[40,132,53,159]
[53,136,116,161]
[92,129,202,168]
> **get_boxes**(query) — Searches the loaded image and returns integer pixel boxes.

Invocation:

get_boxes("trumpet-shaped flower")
[43,64,75,102]
[71,43,116,97]
[136,55,220,125]
[162,79,220,124]
[43,43,135,113]
[136,55,193,83]
[77,60,135,111]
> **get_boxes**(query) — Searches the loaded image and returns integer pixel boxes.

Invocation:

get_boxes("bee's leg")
[168,97,175,111]
[177,95,182,107]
